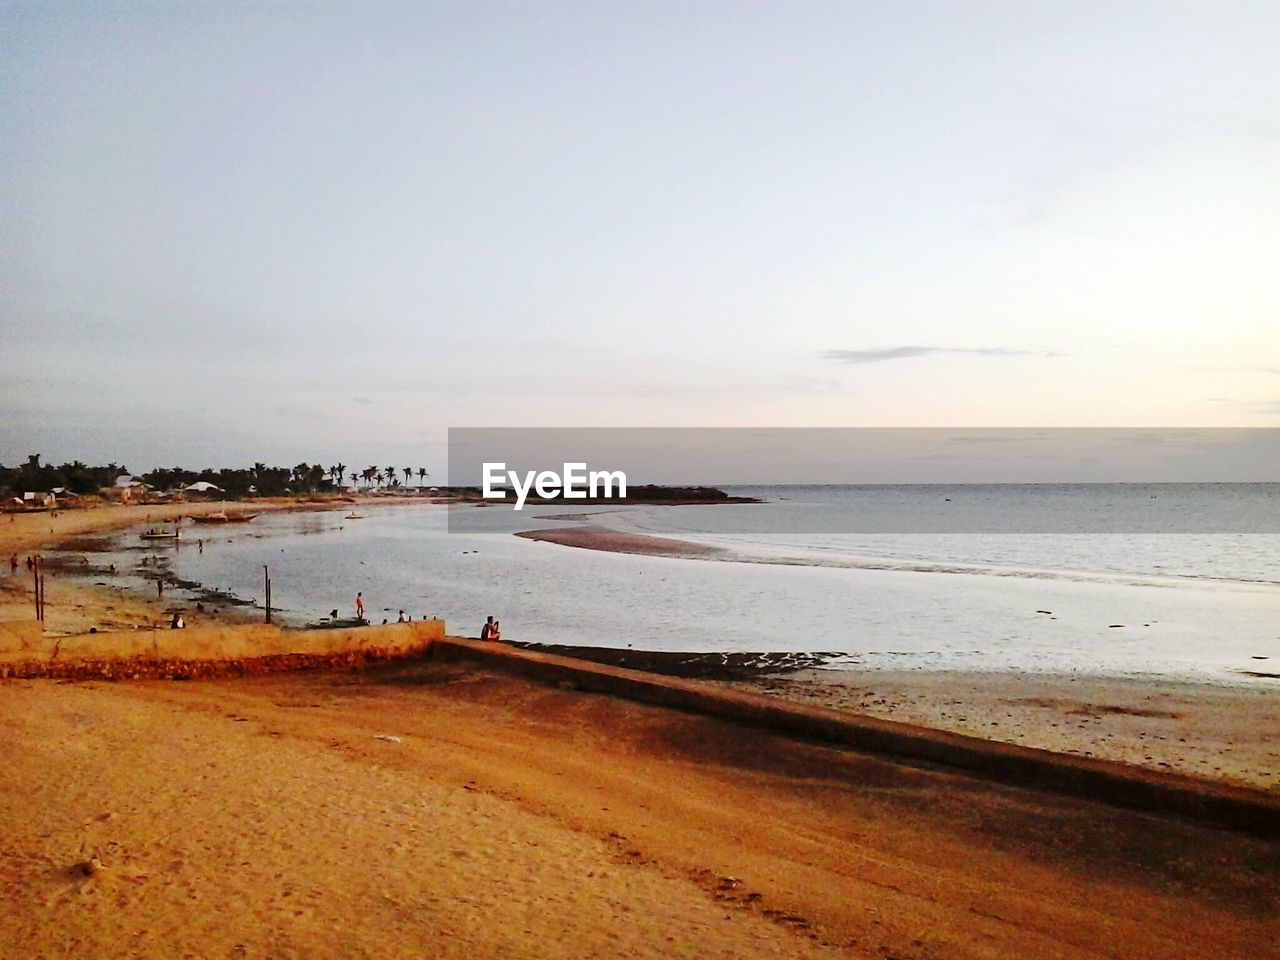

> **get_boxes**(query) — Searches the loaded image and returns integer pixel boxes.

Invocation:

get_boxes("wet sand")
[516,525,725,557]
[728,669,1280,791]
[2,661,1277,959]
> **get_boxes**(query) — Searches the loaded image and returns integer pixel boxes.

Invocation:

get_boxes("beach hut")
[49,487,82,507]
[182,481,222,500]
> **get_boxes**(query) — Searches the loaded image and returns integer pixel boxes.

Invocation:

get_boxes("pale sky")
[1,1,1277,474]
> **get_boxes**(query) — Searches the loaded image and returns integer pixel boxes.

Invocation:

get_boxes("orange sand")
[2,506,1279,956]
[2,661,1276,959]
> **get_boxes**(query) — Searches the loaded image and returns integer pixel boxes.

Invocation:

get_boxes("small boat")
[305,617,369,630]
[140,527,180,541]
[191,512,257,525]
[344,512,366,519]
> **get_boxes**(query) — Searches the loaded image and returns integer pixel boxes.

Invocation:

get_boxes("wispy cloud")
[821,346,1058,365]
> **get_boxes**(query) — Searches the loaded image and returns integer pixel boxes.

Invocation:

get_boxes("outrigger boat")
[139,526,180,541]
[305,616,369,629]
[344,512,366,519]
[190,512,257,525]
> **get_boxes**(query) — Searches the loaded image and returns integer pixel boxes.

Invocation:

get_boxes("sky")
[1,1,1277,477]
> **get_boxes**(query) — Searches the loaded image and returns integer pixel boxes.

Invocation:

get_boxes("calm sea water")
[70,485,1280,685]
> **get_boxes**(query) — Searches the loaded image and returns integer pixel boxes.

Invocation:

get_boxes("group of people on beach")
[352,592,503,641]
[351,594,423,625]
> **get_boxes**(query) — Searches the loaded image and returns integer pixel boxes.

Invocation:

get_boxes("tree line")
[0,455,431,500]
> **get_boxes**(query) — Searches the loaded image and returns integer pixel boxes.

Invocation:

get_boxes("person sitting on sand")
[480,615,494,641]
[397,610,406,623]
[490,619,501,643]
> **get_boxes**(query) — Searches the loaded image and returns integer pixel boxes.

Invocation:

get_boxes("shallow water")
[68,494,1280,687]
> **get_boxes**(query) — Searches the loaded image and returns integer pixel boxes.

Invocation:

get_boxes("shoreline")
[4,499,1277,793]
[0,497,429,634]
[504,644,1279,791]
[727,669,1280,792]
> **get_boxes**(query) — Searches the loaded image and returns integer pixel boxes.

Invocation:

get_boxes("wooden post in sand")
[263,565,272,624]
[33,556,45,622]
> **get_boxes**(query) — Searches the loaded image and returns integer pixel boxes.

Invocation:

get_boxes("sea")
[64,485,1280,686]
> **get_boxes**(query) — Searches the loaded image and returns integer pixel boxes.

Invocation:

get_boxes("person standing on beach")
[480,615,494,641]
[355,592,365,620]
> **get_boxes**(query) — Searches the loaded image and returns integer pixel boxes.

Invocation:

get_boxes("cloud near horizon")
[821,346,1058,365]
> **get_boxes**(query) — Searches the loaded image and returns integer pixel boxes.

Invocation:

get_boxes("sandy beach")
[730,670,1280,791]
[3,661,1277,959]
[2,502,1278,957]
[5,504,1277,791]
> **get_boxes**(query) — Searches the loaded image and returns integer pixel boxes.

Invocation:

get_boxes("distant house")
[102,475,151,503]
[183,481,222,494]
[49,487,83,507]
[22,491,56,509]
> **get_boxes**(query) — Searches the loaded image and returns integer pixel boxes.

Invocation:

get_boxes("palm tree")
[350,471,359,487]
[362,466,377,489]
[417,467,428,487]
[402,467,412,487]
[335,462,346,489]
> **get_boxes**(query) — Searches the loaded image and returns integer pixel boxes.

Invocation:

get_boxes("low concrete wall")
[0,620,445,680]
[435,638,1280,839]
